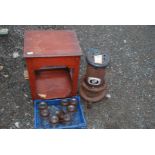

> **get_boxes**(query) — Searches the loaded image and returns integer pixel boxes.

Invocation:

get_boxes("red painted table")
[24,30,82,100]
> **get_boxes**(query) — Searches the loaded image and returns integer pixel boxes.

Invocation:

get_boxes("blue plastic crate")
[34,96,87,129]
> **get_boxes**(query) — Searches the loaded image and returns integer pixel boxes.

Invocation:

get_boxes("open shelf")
[35,69,72,99]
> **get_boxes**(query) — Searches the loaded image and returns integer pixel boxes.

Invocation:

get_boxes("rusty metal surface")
[80,85,107,103]
[85,64,106,86]
[81,77,107,92]
[79,52,109,104]
[80,79,107,102]
[24,30,82,58]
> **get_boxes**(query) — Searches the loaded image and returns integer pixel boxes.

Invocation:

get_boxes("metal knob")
[70,98,77,106]
[40,109,50,118]
[39,101,48,110]
[67,104,76,112]
[63,113,71,122]
[50,115,59,124]
[61,99,69,106]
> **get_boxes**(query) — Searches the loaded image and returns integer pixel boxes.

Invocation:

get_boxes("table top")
[24,30,82,58]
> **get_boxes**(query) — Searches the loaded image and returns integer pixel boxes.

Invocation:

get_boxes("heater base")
[79,80,107,103]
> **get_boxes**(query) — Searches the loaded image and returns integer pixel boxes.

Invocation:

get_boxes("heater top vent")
[86,48,110,68]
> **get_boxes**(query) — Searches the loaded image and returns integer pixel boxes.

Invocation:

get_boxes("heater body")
[80,49,110,105]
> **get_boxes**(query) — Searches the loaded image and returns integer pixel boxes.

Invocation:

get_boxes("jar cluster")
[39,98,78,127]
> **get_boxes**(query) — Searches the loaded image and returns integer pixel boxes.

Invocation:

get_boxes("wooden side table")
[24,30,82,100]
